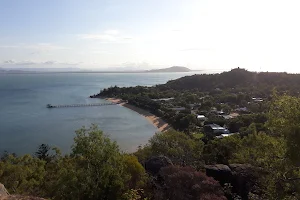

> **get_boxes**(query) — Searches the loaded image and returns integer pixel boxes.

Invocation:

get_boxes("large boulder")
[205,164,232,185]
[145,156,173,176]
[229,164,261,199]
[0,183,9,196]
[205,164,261,200]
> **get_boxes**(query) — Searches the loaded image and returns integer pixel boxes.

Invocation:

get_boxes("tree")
[230,132,285,167]
[45,125,146,200]
[58,125,129,200]
[35,144,51,162]
[267,94,300,164]
[203,135,242,165]
[123,155,147,189]
[0,154,46,195]
[268,94,300,134]
[154,166,226,200]
[136,130,204,168]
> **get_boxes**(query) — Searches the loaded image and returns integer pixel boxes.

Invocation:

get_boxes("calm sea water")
[0,72,198,155]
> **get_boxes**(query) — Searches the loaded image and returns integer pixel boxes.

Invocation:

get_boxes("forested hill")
[163,68,300,92]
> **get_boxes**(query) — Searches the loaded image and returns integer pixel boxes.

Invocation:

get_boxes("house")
[217,110,225,115]
[215,132,239,139]
[203,124,230,138]
[221,115,232,120]
[252,97,263,102]
[197,115,207,121]
[229,112,239,118]
[221,112,240,119]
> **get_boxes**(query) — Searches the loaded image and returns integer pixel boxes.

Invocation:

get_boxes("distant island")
[0,66,194,73]
[147,66,191,73]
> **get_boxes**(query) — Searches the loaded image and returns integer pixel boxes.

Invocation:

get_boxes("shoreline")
[105,98,170,132]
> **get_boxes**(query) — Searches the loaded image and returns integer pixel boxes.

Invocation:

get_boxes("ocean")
[0,72,199,155]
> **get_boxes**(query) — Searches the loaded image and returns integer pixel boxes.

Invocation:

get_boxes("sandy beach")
[106,98,170,132]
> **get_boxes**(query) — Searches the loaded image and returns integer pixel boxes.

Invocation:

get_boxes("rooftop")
[205,124,226,130]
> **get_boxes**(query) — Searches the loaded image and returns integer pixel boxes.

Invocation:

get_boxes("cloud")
[121,62,152,70]
[78,30,133,43]
[43,61,56,65]
[28,43,68,51]
[17,61,37,65]
[2,60,36,65]
[104,30,119,35]
[3,60,15,64]
[90,50,110,54]
[1,60,79,66]
[0,43,68,51]
[180,48,213,52]
[80,34,117,41]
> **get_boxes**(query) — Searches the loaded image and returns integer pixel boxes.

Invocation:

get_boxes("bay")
[0,72,198,155]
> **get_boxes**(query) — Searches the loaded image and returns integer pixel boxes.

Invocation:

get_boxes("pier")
[47,102,117,108]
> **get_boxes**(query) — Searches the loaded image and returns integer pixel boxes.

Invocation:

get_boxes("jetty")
[46,102,117,108]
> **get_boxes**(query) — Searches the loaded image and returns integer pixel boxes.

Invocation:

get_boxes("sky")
[0,0,300,72]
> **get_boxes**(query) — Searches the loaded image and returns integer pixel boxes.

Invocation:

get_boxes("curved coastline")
[105,98,170,132]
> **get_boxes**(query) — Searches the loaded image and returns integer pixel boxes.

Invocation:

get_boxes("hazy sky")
[0,0,300,72]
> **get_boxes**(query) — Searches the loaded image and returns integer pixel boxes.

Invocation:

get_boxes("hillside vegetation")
[164,68,300,92]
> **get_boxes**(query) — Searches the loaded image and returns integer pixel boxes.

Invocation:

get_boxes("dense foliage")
[154,166,226,200]
[135,130,204,168]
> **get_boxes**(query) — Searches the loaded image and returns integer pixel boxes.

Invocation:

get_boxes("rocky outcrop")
[205,164,261,200]
[0,184,9,197]
[205,164,232,185]
[144,156,173,176]
[0,183,46,200]
[0,195,47,200]
[229,164,261,199]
